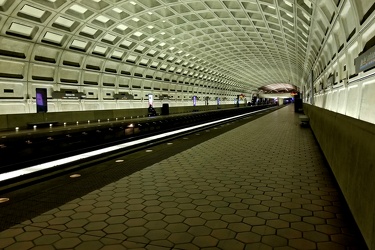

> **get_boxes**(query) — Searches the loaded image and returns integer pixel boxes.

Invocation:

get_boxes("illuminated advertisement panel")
[36,88,47,113]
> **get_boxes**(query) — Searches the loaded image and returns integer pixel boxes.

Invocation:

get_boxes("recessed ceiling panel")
[0,0,327,92]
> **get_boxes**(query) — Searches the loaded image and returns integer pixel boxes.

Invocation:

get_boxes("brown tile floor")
[0,105,367,249]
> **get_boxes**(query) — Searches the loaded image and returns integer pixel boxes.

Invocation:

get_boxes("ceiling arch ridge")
[149,4,274,88]
[311,0,361,82]
[248,1,301,86]
[78,2,184,49]
[285,1,312,83]
[306,0,347,82]
[336,0,357,43]
[39,2,139,56]
[1,0,355,93]
[5,1,84,46]
[283,0,301,87]
[154,44,248,84]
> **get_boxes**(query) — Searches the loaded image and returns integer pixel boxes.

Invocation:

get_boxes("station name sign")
[354,45,375,73]
[52,91,86,99]
[114,93,134,100]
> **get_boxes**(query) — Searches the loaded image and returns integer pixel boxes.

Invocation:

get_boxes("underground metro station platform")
[0,0,375,249]
[0,105,368,250]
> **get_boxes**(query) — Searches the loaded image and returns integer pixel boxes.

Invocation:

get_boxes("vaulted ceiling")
[0,0,355,94]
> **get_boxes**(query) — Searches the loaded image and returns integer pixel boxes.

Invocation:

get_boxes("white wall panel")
[0,81,24,98]
[118,76,130,88]
[83,71,100,85]
[60,52,84,69]
[83,87,99,100]
[131,78,143,89]
[102,74,116,87]
[132,101,145,109]
[359,80,375,124]
[116,101,132,110]
[346,85,359,118]
[325,91,332,110]
[143,80,153,90]
[32,45,60,64]
[82,100,100,110]
[0,59,26,80]
[102,101,117,110]
[47,101,57,112]
[30,63,56,82]
[104,61,119,74]
[131,90,142,100]
[314,94,322,107]
[84,56,103,71]
[153,100,162,106]
[331,90,338,112]
[102,88,115,100]
[161,82,169,91]
[315,94,322,107]
[337,88,347,114]
[60,101,81,112]
[0,102,27,114]
[59,68,80,84]
[0,37,32,59]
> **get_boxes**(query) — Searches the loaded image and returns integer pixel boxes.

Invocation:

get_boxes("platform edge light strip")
[0,108,273,182]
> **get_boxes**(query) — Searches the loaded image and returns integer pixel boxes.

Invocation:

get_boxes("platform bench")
[299,115,309,126]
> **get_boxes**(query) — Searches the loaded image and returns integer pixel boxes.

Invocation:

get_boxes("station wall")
[0,103,242,131]
[303,103,375,250]
[302,0,375,125]
[0,40,243,114]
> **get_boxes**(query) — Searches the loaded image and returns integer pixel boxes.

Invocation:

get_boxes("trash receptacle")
[161,103,169,115]
[294,98,302,112]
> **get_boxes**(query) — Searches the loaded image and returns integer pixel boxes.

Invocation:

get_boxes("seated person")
[148,105,157,116]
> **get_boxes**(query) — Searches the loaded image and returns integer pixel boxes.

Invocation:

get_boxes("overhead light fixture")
[113,8,122,13]
[284,0,293,7]
[0,198,9,203]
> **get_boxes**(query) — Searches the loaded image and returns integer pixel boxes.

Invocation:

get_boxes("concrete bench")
[299,115,309,126]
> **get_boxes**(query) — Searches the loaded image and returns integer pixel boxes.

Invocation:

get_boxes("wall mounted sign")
[192,96,197,106]
[36,88,47,113]
[113,93,134,100]
[354,45,375,73]
[148,94,153,106]
[52,91,86,99]
[327,74,335,86]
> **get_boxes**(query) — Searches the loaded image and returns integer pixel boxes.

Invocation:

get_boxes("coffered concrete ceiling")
[0,0,365,93]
